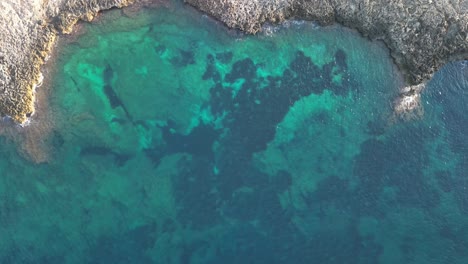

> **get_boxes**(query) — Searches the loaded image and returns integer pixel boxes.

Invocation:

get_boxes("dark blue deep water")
[0,2,467,263]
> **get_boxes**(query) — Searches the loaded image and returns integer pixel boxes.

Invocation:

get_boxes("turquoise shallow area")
[1,2,468,263]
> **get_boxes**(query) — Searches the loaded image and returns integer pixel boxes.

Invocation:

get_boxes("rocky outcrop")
[0,0,138,124]
[1,0,467,123]
[185,0,468,86]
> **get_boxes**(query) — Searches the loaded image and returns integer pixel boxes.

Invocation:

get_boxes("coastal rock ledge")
[1,0,467,123]
[0,0,137,124]
[186,0,468,85]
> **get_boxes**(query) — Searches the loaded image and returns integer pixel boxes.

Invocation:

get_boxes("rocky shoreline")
[1,0,467,124]
[185,0,468,118]
[186,0,468,84]
[0,0,142,123]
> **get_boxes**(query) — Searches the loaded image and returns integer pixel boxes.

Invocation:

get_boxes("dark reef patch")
[171,48,353,241]
[351,123,440,215]
[80,146,131,166]
[160,120,220,159]
[202,54,221,82]
[166,46,391,263]
[173,156,221,229]
[102,64,132,120]
[88,223,157,264]
[300,122,441,221]
[171,49,196,67]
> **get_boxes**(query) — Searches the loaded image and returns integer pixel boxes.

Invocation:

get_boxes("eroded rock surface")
[1,0,467,123]
[186,0,468,86]
[0,0,137,123]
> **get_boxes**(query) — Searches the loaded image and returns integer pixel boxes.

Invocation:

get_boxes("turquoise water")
[1,2,468,263]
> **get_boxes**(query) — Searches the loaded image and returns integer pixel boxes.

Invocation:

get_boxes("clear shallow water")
[1,3,468,263]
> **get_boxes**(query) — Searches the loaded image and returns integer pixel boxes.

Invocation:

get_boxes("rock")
[185,0,468,86]
[1,0,467,123]
[0,0,140,123]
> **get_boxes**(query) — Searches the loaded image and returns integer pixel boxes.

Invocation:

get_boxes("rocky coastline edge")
[1,0,467,123]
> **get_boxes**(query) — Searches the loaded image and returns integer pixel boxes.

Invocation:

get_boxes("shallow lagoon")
[0,2,467,263]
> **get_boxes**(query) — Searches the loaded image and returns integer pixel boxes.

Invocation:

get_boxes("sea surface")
[1,2,468,263]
